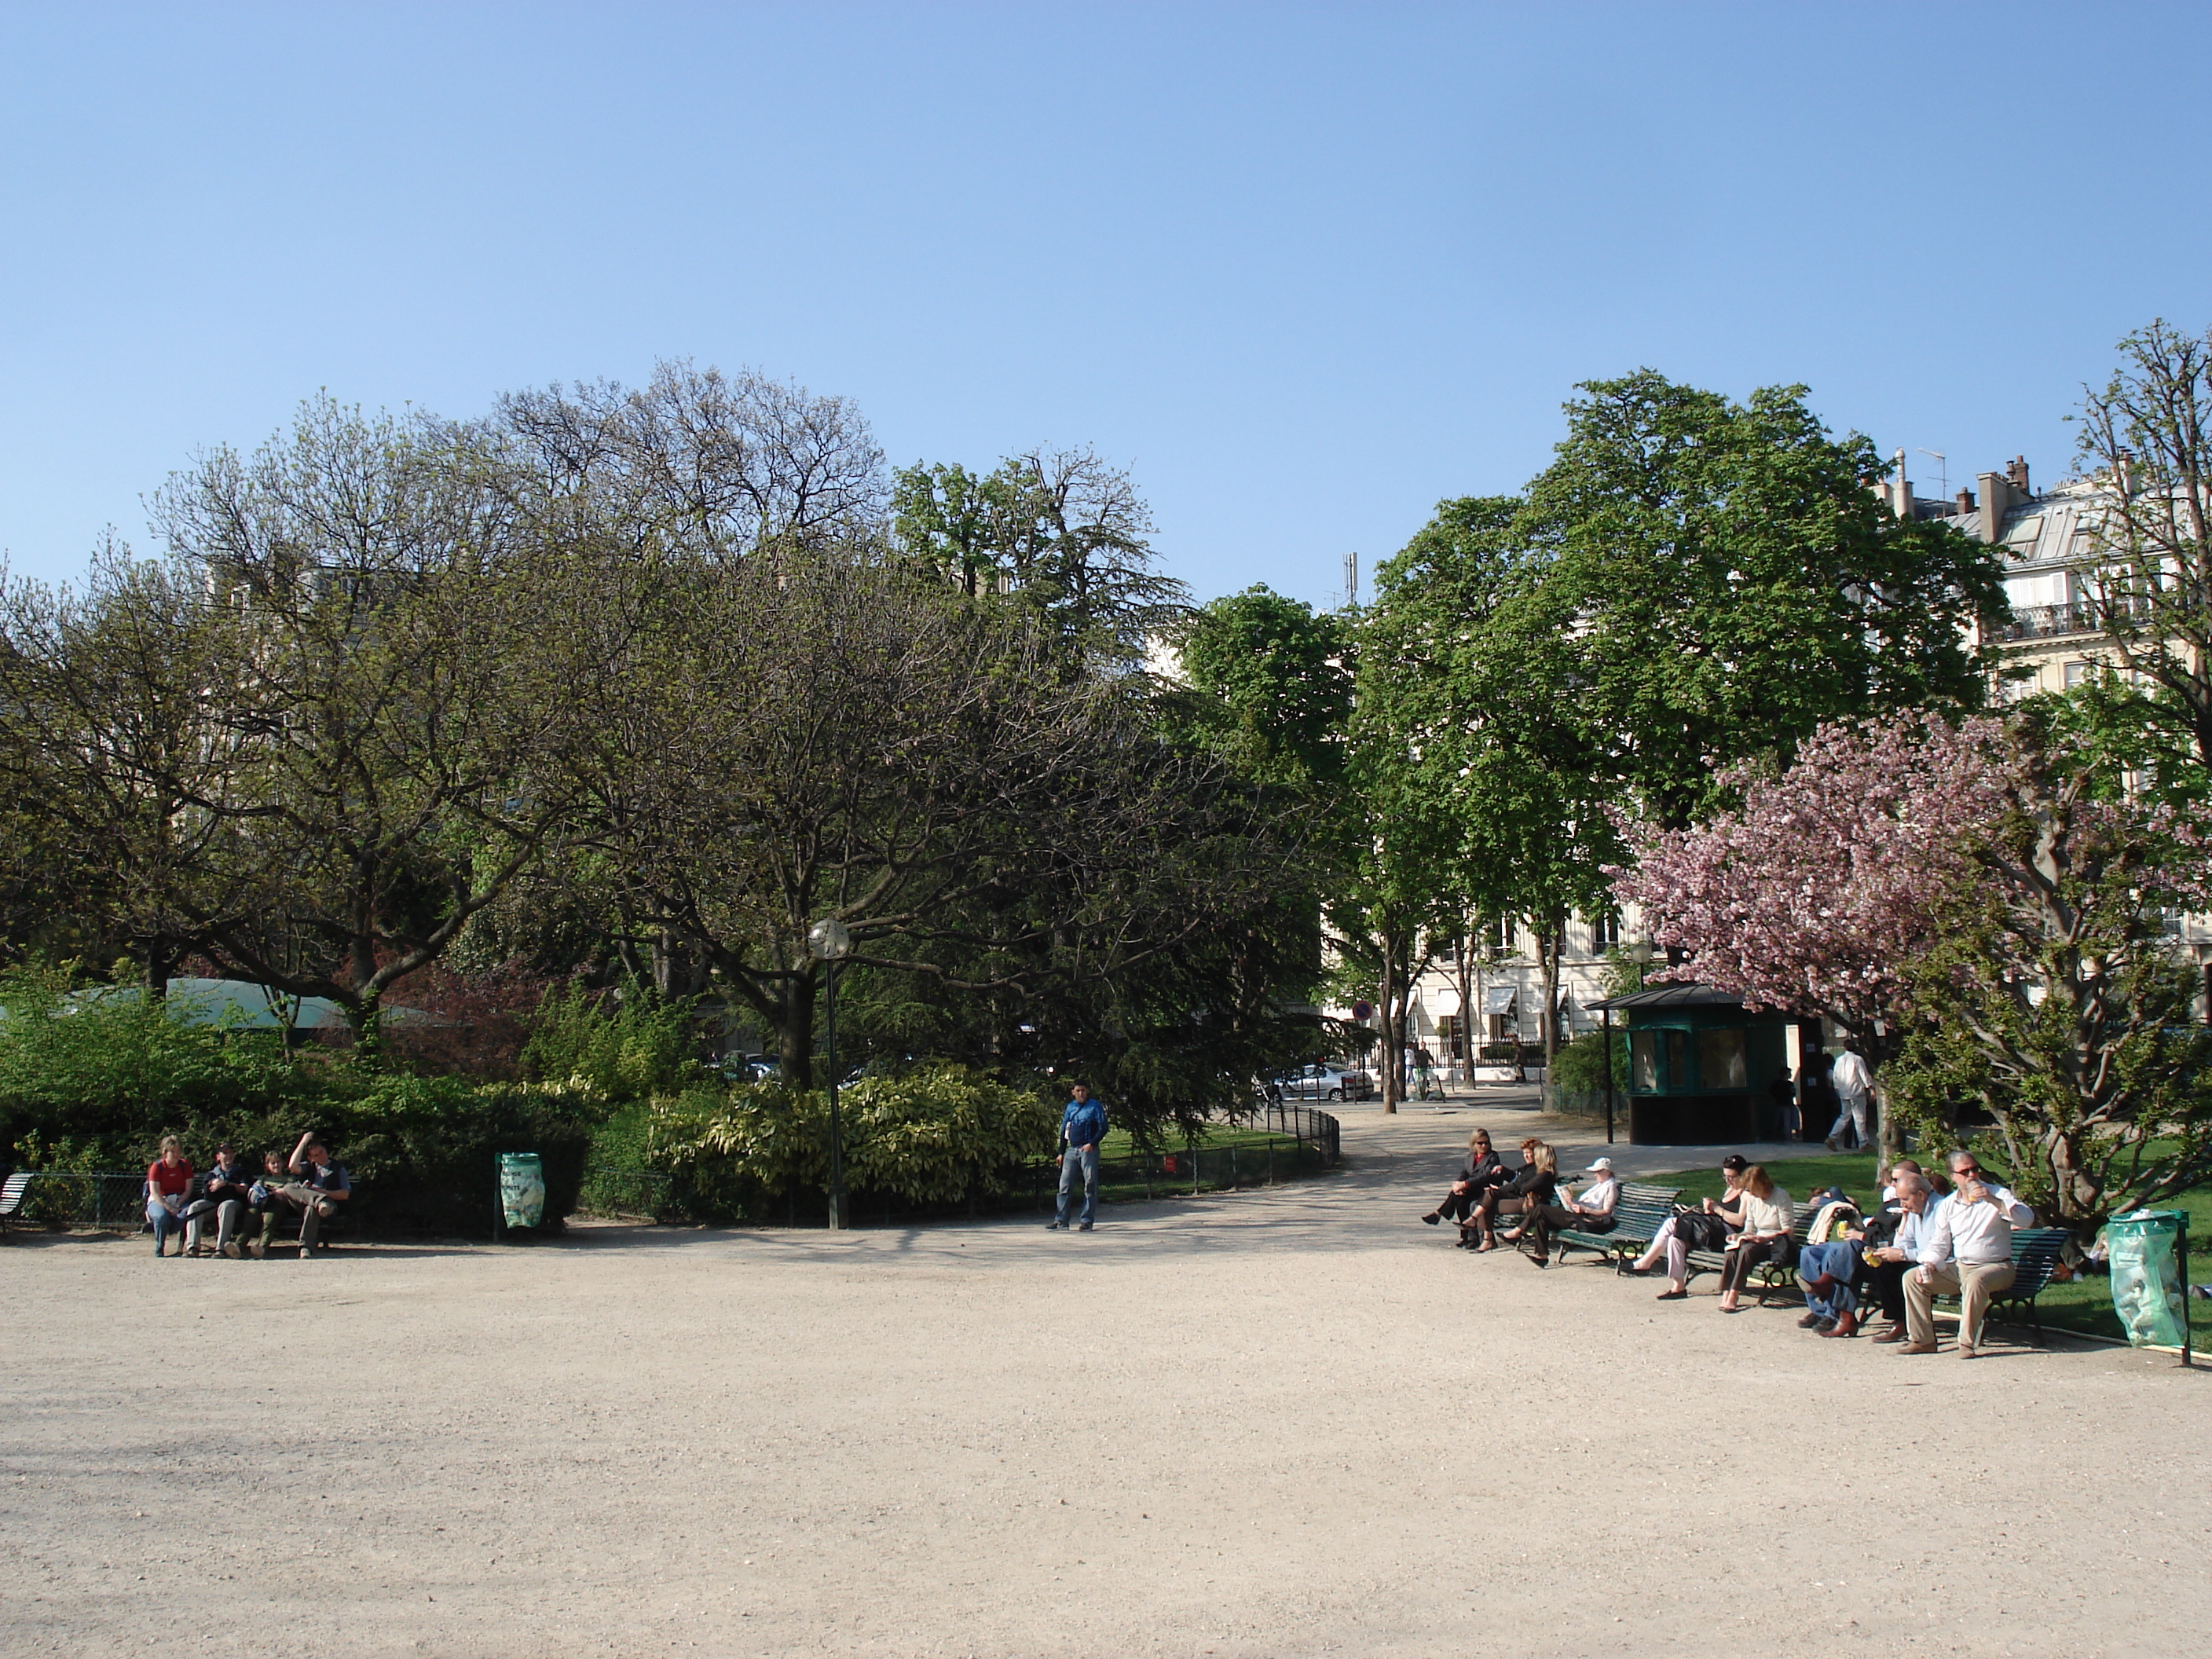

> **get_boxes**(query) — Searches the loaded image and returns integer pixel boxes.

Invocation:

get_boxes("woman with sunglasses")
[1420,1130,1503,1231]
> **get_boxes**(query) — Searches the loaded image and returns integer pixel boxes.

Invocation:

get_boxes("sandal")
[1654,1288,1687,1301]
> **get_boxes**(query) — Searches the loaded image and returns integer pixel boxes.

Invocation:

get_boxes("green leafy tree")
[1518,370,2009,829]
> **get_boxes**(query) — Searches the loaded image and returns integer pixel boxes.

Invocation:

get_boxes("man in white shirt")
[1824,1042,1875,1152]
[1901,1151,2034,1357]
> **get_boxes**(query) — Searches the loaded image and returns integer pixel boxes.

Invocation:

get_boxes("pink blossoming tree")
[1615,711,2212,1224]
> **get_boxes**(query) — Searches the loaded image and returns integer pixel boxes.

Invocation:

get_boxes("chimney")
[1955,488,1976,516]
[2007,455,2031,494]
[1891,448,1912,518]
[1976,470,2014,544]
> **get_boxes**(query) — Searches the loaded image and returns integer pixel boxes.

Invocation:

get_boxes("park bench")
[1931,1226,2071,1346]
[0,1170,30,1238]
[1549,1181,1680,1269]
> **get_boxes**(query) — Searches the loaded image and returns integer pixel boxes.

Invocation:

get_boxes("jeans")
[1829,1092,1870,1146]
[146,1198,185,1254]
[1055,1145,1099,1225]
[1797,1240,1860,1319]
[1906,1260,2016,1348]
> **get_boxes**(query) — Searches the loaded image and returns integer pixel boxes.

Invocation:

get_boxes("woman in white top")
[1716,1164,1796,1312]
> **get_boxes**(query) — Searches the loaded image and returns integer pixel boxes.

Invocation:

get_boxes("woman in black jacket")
[1421,1130,1503,1232]
[1463,1139,1558,1251]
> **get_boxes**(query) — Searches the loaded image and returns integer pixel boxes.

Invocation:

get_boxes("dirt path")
[3,1104,2203,1657]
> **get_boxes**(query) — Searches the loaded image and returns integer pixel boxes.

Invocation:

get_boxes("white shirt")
[1830,1051,1873,1097]
[1917,1185,2031,1268]
[1570,1177,1620,1217]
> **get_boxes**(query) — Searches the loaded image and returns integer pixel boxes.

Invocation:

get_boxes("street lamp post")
[806,917,853,1231]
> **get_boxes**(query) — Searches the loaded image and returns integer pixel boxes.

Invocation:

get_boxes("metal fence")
[1023,1107,1343,1212]
[573,1166,674,1221]
[5,1172,150,1232]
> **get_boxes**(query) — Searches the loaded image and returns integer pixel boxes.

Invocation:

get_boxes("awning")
[1484,986,1518,1014]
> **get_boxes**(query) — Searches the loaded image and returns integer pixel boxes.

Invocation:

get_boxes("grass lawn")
[1092,1124,1295,1158]
[1649,1152,2209,1350]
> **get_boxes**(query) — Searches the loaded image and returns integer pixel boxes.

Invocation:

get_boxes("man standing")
[259,1131,351,1259]
[1824,1042,1874,1152]
[1902,1152,2034,1358]
[1046,1083,1107,1233]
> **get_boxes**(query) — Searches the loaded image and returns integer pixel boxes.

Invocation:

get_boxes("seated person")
[258,1131,352,1259]
[1715,1164,1795,1313]
[1903,1151,2031,1358]
[1793,1186,1866,1335]
[145,1136,195,1258]
[1468,1150,1557,1256]
[1422,1130,1503,1228]
[1627,1153,1747,1300]
[185,1144,258,1259]
[1509,1156,1621,1264]
[1862,1168,1936,1342]
[1464,1140,1557,1251]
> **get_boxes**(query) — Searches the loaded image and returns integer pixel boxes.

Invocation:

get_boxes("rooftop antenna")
[1917,448,1948,501]
[1344,550,1360,610]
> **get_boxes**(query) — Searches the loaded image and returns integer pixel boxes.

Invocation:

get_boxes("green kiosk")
[1589,983,1796,1145]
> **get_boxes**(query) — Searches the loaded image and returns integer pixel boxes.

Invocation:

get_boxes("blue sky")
[2,2,2204,606]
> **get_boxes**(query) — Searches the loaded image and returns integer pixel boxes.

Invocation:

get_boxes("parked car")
[1273,1063,1374,1103]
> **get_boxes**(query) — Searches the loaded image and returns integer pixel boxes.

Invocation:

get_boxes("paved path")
[2,1105,2203,1657]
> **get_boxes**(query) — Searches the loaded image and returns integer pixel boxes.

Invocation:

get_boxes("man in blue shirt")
[1046,1082,1107,1232]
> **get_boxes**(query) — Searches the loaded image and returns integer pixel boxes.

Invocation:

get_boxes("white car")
[1272,1063,1374,1103]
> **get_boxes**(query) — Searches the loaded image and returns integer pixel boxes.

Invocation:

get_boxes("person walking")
[1824,1042,1874,1152]
[1046,1082,1107,1232]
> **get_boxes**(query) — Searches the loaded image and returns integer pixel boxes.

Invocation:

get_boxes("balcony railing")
[1990,602,2103,642]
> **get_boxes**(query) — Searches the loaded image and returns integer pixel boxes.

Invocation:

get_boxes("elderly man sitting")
[1902,1150,2035,1358]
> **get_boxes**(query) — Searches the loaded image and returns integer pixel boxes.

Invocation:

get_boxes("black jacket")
[1461,1152,1505,1190]
[1502,1163,1558,1205]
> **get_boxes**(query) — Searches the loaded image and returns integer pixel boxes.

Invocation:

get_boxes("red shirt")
[147,1158,194,1198]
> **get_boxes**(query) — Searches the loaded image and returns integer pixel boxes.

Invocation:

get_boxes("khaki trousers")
[1906,1260,2016,1347]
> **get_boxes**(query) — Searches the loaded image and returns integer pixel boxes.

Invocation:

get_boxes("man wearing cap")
[1512,1157,1621,1265]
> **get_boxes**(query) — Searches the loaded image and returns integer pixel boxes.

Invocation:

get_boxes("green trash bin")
[498,1152,546,1233]
[2107,1209,2188,1349]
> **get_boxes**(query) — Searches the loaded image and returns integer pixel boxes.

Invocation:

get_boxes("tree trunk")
[778,968,819,1089]
[1378,934,1399,1114]
[1454,929,1475,1084]
[1538,923,1562,1073]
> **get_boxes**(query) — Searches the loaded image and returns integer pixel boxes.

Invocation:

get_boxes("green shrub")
[0,966,610,1235]
[637,1064,1057,1222]
[205,1075,607,1236]
[519,980,702,1101]
[0,964,307,1165]
[1550,1028,1625,1096]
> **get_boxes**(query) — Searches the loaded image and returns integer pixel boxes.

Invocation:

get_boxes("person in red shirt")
[145,1136,195,1258]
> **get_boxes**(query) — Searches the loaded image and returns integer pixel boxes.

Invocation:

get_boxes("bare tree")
[2077,319,2212,767]
[0,543,261,993]
[497,360,886,559]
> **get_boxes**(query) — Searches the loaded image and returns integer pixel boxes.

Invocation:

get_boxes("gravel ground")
[3,1096,2206,1658]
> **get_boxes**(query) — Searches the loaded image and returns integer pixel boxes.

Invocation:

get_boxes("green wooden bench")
[1548,1181,1681,1269]
[1931,1226,2071,1346]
